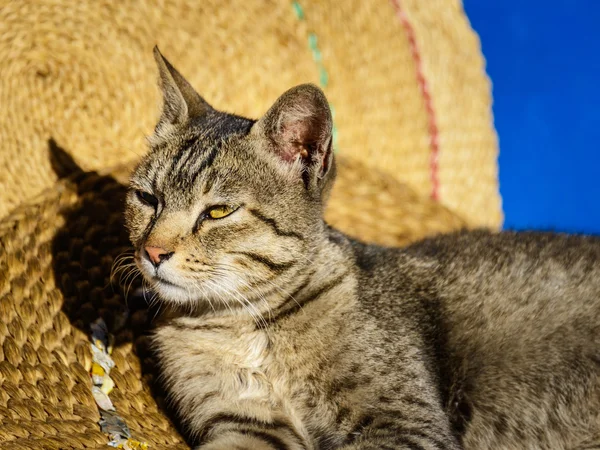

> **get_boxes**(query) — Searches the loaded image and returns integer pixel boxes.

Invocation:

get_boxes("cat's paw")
[196,433,277,450]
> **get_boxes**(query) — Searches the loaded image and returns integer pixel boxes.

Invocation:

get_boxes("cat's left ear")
[253,84,334,186]
[153,46,212,135]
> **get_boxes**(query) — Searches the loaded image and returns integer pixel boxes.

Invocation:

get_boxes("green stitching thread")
[292,1,339,149]
[292,1,304,20]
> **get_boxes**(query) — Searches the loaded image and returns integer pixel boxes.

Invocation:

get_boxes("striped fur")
[124,50,600,449]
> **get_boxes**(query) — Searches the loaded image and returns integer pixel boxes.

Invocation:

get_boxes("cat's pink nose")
[144,246,174,266]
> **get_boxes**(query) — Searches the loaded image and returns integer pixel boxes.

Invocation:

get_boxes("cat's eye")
[207,205,236,220]
[135,190,159,209]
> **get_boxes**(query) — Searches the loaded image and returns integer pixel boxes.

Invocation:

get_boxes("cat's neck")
[262,225,354,318]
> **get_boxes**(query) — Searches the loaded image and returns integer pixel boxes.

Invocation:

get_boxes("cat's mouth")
[153,274,180,287]
[134,251,187,295]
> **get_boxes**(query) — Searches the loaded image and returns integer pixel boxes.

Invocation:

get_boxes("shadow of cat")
[48,138,194,447]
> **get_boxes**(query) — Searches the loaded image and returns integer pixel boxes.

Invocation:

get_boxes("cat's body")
[126,48,600,449]
[154,230,600,450]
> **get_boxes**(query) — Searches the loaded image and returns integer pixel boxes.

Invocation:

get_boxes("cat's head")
[125,47,335,308]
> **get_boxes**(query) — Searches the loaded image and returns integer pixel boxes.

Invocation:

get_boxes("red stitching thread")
[390,0,440,201]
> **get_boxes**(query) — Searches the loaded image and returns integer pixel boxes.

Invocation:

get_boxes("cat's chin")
[150,279,191,303]
[146,276,216,306]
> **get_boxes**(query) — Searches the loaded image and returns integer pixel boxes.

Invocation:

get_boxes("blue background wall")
[463,0,600,234]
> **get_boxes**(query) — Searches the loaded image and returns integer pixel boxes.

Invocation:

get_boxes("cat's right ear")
[152,46,212,136]
[252,84,334,191]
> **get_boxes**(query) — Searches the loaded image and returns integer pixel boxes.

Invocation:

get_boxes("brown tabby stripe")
[248,208,304,241]
[202,168,217,194]
[197,413,304,448]
[141,211,158,243]
[400,394,432,409]
[169,322,230,332]
[230,251,296,273]
[349,414,375,435]
[253,275,312,330]
[389,436,424,449]
[578,444,600,450]
[280,274,313,304]
[347,419,441,450]
[238,429,291,450]
[197,391,219,404]
[400,427,448,448]
[177,141,207,180]
[169,136,200,177]
[190,144,221,186]
[268,272,348,323]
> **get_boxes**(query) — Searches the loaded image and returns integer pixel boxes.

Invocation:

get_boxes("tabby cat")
[125,47,600,449]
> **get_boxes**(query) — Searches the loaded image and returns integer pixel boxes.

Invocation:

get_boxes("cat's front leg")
[197,431,285,450]
[337,405,463,450]
[340,417,463,450]
[193,413,306,450]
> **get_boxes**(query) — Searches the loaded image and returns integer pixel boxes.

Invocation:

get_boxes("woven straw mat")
[0,0,501,227]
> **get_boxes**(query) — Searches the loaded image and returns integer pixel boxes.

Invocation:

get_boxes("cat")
[124,47,600,450]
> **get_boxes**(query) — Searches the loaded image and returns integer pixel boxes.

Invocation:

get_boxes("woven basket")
[0,0,501,227]
[0,0,496,447]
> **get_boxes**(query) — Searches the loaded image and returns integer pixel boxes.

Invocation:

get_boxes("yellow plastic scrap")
[101,375,115,395]
[92,362,105,376]
[115,439,149,450]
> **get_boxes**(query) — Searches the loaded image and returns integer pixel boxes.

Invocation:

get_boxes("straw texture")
[392,0,502,227]
[0,166,190,449]
[0,0,501,227]
[327,157,466,247]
